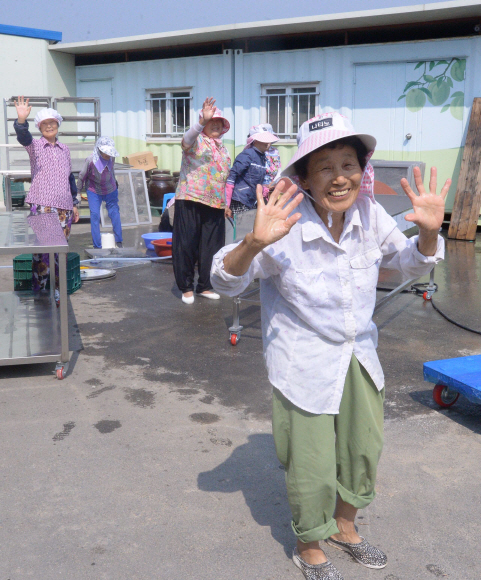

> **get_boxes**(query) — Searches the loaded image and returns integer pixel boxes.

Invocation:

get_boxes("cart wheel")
[230,333,239,346]
[433,383,459,408]
[56,367,65,380]
[423,291,431,301]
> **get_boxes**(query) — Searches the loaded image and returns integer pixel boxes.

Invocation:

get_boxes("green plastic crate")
[13,252,82,294]
[2,177,26,207]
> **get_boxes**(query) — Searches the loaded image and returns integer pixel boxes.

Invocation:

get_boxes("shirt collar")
[300,195,367,244]
[40,136,66,150]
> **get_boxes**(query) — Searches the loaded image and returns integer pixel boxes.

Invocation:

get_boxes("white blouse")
[211,195,444,414]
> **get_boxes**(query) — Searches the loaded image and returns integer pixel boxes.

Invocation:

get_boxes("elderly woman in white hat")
[77,137,123,249]
[225,124,280,215]
[211,112,449,580]
[14,96,79,302]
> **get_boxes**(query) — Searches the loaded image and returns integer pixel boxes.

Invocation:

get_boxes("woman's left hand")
[401,166,450,232]
[72,206,80,224]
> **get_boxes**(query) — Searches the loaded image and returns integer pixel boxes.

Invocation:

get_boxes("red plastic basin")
[152,238,172,257]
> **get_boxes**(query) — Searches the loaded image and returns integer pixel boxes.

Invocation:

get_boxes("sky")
[3,0,450,44]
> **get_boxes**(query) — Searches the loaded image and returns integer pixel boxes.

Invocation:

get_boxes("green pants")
[272,355,385,543]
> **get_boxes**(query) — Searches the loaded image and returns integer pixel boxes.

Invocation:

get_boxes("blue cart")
[423,355,481,408]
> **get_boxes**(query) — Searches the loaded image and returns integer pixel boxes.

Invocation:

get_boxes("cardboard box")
[122,151,158,171]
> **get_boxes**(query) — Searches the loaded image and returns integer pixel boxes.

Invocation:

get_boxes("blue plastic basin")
[141,232,172,250]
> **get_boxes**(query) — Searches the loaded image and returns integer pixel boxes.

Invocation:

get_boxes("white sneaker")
[198,291,220,300]
[182,293,195,305]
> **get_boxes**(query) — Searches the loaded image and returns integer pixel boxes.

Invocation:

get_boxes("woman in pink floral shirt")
[173,97,231,304]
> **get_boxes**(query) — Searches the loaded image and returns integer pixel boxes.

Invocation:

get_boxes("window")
[261,84,319,139]
[146,89,192,138]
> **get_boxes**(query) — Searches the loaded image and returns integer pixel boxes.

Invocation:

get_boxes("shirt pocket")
[247,164,264,183]
[350,247,382,293]
[283,268,328,307]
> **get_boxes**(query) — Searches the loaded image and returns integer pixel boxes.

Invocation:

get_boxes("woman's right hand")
[199,97,216,126]
[250,179,303,249]
[223,180,303,277]
[14,96,32,124]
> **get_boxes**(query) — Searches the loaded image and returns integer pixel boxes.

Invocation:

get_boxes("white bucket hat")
[34,108,63,129]
[281,112,377,203]
[281,112,376,177]
[246,123,279,147]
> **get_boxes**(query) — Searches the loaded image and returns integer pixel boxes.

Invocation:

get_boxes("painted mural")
[397,58,466,120]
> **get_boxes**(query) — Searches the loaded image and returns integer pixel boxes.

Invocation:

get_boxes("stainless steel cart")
[0,212,70,379]
[225,210,260,345]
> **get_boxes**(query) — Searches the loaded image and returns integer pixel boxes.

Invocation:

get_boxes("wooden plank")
[452,102,481,239]
[448,98,481,240]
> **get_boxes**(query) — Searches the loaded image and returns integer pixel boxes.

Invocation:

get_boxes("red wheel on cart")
[56,367,65,380]
[423,291,431,301]
[230,334,238,346]
[432,383,459,408]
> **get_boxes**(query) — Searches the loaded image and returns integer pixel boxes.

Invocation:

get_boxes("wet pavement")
[1,219,480,579]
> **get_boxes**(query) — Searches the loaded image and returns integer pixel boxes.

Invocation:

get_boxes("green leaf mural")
[399,58,465,120]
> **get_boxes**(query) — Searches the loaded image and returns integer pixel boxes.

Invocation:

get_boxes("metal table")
[0,212,70,378]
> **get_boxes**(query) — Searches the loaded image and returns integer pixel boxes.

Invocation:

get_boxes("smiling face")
[299,143,363,221]
[203,118,224,139]
[39,119,59,142]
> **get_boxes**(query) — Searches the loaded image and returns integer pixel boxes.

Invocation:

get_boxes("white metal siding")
[76,36,481,209]
[76,53,234,143]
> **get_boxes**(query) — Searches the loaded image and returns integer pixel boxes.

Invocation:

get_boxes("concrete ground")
[1,216,480,580]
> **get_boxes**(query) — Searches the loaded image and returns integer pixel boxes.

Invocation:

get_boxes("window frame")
[260,83,320,141]
[145,88,193,141]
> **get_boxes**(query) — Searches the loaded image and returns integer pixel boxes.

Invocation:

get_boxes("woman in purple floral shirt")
[14,96,79,303]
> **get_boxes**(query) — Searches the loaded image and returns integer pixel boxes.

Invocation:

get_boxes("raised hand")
[200,97,216,125]
[222,179,303,277]
[14,96,32,124]
[401,166,450,233]
[251,179,303,248]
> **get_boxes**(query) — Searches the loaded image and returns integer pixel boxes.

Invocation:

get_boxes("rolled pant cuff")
[292,517,340,543]
[337,482,376,510]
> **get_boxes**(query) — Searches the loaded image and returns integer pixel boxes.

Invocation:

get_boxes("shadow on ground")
[197,433,293,557]
[409,388,481,434]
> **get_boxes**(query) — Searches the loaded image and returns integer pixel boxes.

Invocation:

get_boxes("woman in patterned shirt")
[77,137,123,249]
[173,97,231,305]
[14,96,79,304]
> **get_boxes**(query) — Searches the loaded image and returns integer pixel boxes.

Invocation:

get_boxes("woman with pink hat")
[211,112,449,579]
[173,97,231,305]
[225,124,279,215]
